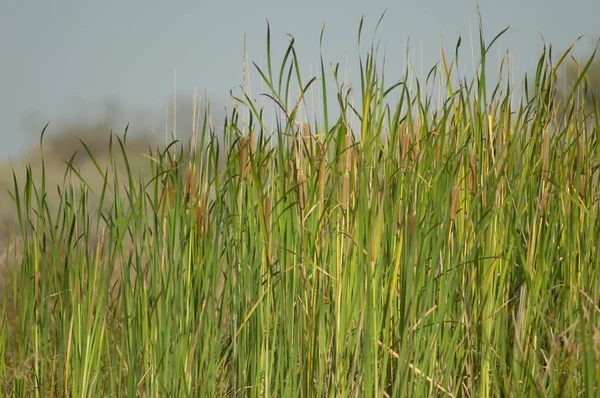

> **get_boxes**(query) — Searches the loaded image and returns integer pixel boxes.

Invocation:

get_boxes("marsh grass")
[1,14,600,397]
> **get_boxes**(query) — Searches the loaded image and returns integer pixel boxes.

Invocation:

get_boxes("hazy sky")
[1,0,599,159]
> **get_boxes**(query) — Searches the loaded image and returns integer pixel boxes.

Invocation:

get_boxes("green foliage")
[1,16,599,397]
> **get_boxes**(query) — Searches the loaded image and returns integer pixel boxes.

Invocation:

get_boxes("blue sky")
[1,0,598,158]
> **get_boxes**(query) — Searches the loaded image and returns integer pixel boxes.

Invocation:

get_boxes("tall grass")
[1,15,599,397]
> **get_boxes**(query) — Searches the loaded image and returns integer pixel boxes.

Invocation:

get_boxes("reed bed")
[1,16,599,397]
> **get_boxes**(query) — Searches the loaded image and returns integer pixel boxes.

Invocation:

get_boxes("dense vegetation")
[1,16,599,397]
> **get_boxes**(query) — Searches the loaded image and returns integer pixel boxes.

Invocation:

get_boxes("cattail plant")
[3,18,600,398]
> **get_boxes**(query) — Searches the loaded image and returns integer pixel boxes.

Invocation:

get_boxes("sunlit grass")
[1,14,599,397]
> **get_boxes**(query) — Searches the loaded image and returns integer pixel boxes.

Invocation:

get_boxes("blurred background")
[2,0,599,158]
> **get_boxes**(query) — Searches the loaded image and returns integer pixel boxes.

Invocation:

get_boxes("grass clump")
[1,15,600,397]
